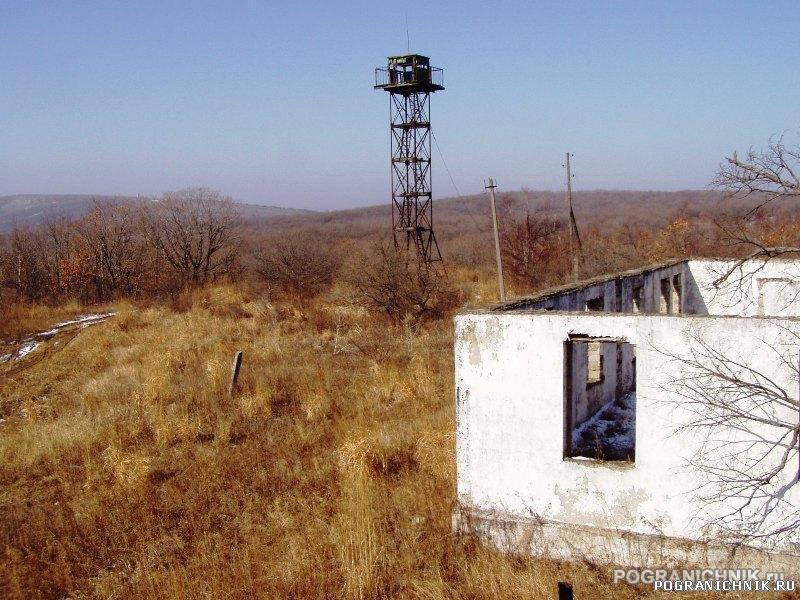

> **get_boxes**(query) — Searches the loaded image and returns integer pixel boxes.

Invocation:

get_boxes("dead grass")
[0,284,795,599]
[0,299,91,341]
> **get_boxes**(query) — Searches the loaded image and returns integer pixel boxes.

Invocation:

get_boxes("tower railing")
[374,66,443,88]
[374,67,388,87]
[430,67,444,87]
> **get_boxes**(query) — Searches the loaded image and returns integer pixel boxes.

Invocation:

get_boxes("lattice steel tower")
[375,54,444,262]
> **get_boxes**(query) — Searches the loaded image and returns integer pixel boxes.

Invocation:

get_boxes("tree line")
[0,188,459,327]
[5,134,800,314]
[1,189,240,303]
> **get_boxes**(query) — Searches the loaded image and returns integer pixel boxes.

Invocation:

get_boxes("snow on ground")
[40,312,115,337]
[16,341,41,360]
[571,393,636,461]
[2,312,115,362]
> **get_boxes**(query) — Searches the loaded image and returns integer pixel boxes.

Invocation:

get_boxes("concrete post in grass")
[228,351,243,397]
[558,582,573,600]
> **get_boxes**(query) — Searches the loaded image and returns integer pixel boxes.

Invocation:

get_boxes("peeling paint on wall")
[455,294,800,567]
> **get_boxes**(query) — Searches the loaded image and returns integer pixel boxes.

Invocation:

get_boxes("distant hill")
[0,194,312,232]
[234,201,315,221]
[244,188,800,261]
[4,189,791,239]
[0,195,134,231]
[246,189,755,237]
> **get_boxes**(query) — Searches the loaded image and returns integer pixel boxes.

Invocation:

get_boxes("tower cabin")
[374,54,444,93]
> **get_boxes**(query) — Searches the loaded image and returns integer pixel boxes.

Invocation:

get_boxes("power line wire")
[431,128,464,200]
[431,128,492,235]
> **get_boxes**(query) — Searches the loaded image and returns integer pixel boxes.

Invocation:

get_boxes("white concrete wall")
[528,263,688,314]
[455,311,800,555]
[686,259,800,316]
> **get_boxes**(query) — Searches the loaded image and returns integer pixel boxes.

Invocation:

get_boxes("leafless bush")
[346,243,461,326]
[253,235,339,299]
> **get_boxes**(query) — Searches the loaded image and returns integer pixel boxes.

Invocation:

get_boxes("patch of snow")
[79,312,114,322]
[16,340,40,360]
[2,312,115,362]
[571,392,636,461]
[46,312,115,333]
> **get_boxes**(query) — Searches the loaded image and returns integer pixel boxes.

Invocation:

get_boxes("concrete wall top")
[495,258,800,318]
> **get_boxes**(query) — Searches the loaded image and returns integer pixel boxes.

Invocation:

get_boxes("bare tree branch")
[713,135,800,215]
[658,331,800,543]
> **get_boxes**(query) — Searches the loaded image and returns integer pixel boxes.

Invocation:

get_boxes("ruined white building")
[455,258,800,571]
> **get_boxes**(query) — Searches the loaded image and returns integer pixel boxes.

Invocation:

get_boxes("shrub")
[501,212,568,289]
[253,236,339,300]
[346,243,461,326]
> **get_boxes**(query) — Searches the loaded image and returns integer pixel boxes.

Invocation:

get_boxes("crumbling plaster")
[455,311,800,556]
[508,259,800,317]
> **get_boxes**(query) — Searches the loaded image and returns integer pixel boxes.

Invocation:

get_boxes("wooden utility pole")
[486,178,506,302]
[565,153,582,282]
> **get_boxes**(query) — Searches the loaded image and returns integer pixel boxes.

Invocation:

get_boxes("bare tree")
[43,218,75,297]
[76,203,147,301]
[4,227,49,301]
[660,330,800,543]
[712,135,800,286]
[714,135,800,209]
[500,212,566,288]
[153,188,240,286]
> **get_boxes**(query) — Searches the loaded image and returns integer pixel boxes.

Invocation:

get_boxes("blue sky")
[1,1,798,210]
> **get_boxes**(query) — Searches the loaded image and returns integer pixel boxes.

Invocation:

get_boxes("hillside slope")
[0,195,135,231]
[0,286,649,599]
[245,189,780,246]
[0,194,312,232]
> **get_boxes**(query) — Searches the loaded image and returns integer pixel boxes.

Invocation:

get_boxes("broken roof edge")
[493,257,687,311]
[491,256,800,312]
[456,307,800,322]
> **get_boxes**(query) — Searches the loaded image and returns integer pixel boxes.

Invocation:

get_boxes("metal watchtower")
[375,54,444,262]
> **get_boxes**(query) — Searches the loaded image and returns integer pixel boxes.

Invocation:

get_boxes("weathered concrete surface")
[689,259,800,316]
[455,311,800,566]
[505,258,800,317]
[453,509,800,577]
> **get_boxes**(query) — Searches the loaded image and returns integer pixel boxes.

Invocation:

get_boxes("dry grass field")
[2,277,796,599]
